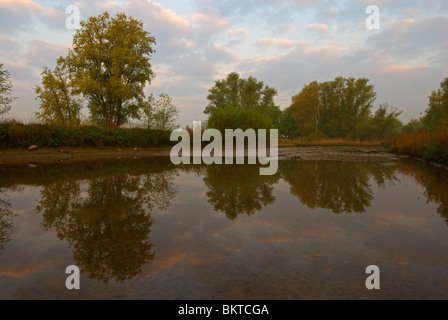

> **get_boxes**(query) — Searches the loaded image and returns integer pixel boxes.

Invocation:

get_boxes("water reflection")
[2,157,448,298]
[203,165,280,220]
[0,189,14,250]
[397,160,448,223]
[280,161,399,214]
[35,160,178,283]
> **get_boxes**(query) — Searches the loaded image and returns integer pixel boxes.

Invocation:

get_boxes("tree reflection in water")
[203,164,280,220]
[37,169,177,283]
[280,161,399,214]
[397,160,448,224]
[0,189,14,250]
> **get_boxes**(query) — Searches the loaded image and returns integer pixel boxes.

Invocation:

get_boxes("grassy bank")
[387,128,448,165]
[278,137,383,147]
[0,123,173,150]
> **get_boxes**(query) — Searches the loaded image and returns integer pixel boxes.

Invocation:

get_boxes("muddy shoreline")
[0,145,404,164]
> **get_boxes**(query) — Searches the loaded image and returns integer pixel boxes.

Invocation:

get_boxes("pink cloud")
[255,38,299,47]
[228,28,248,38]
[191,12,229,30]
[307,23,329,33]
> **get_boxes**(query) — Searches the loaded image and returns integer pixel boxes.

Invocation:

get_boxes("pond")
[0,156,448,299]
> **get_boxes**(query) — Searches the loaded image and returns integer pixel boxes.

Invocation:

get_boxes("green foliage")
[403,118,424,133]
[279,110,299,139]
[0,123,172,149]
[0,64,17,117]
[268,105,283,129]
[387,77,448,166]
[356,103,402,140]
[205,72,278,115]
[65,11,156,128]
[35,58,82,126]
[319,77,376,138]
[286,81,321,137]
[286,78,403,141]
[207,107,273,132]
[204,72,279,130]
[141,93,179,131]
[424,77,448,130]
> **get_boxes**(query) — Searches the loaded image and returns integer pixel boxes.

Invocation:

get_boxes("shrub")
[0,123,173,149]
[388,127,448,165]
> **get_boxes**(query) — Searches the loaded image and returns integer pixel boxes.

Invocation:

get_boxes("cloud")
[206,45,241,64]
[191,12,229,33]
[368,16,448,66]
[275,23,296,34]
[172,37,196,49]
[3,62,38,82]
[0,35,21,60]
[228,28,248,39]
[307,23,330,36]
[255,38,299,47]
[0,0,43,34]
[23,40,70,70]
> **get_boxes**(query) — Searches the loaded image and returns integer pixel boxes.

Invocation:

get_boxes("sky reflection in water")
[0,158,448,299]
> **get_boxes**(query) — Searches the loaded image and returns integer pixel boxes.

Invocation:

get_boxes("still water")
[0,157,448,299]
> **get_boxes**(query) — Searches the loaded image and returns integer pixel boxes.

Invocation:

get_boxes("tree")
[207,106,273,132]
[356,103,402,140]
[424,77,448,129]
[204,72,279,129]
[205,72,277,114]
[0,63,17,117]
[35,58,82,126]
[403,118,423,134]
[371,103,402,139]
[66,11,156,128]
[140,94,156,129]
[279,110,299,140]
[141,93,179,131]
[319,77,376,138]
[286,81,321,137]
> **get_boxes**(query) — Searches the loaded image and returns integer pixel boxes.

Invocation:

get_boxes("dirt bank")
[278,146,401,162]
[0,145,402,164]
[0,147,172,164]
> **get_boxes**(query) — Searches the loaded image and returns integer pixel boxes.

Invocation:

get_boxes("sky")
[0,0,447,126]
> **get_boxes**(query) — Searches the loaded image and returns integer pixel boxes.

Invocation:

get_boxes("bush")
[388,127,448,165]
[0,123,173,149]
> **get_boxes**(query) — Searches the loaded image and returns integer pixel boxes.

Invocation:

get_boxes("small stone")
[27,145,39,151]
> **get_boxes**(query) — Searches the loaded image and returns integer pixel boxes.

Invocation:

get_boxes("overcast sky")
[1,0,447,126]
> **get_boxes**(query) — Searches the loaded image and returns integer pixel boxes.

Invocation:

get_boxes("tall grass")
[0,122,173,149]
[387,127,448,165]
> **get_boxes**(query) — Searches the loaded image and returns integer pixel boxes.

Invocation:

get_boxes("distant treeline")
[204,73,402,141]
